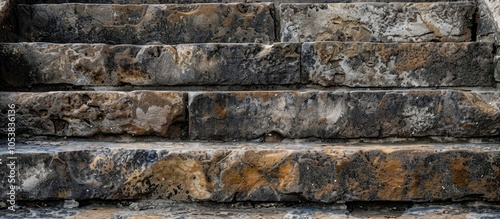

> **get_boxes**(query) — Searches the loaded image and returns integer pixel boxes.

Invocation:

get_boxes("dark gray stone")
[189,90,500,140]
[0,43,300,86]
[17,3,276,44]
[302,42,494,87]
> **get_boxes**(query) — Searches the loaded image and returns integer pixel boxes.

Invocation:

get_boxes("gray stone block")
[17,3,275,44]
[0,43,300,86]
[280,2,475,42]
[0,91,187,138]
[302,42,494,87]
[189,90,500,140]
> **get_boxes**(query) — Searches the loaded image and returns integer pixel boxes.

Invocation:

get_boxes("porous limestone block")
[17,3,275,44]
[1,142,499,203]
[0,91,186,138]
[0,43,300,86]
[189,90,500,140]
[280,2,475,43]
[302,42,494,87]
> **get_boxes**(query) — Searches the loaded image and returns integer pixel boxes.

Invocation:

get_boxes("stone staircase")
[1,0,500,217]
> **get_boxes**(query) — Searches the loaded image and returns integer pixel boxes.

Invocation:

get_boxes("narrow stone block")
[302,42,494,87]
[280,2,475,42]
[0,91,186,138]
[0,43,300,86]
[17,3,275,44]
[1,142,499,202]
[189,90,500,140]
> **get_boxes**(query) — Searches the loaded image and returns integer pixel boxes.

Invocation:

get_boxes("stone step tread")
[1,141,499,202]
[280,2,475,43]
[2,200,500,219]
[0,42,494,88]
[16,3,276,44]
[1,90,500,140]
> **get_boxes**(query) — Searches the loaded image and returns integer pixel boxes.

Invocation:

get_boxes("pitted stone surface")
[280,2,475,43]
[189,90,500,140]
[1,141,499,202]
[0,43,300,87]
[14,0,470,3]
[302,42,494,87]
[0,91,186,137]
[16,3,275,44]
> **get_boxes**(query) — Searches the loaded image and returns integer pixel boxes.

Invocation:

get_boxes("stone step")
[0,42,494,88]
[0,42,301,87]
[2,200,500,219]
[0,91,187,138]
[16,3,276,44]
[189,90,500,140]
[2,90,500,140]
[302,42,495,87]
[280,2,475,43]
[1,141,499,202]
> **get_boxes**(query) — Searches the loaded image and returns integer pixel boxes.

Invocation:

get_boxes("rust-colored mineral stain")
[72,208,120,219]
[276,160,299,192]
[212,101,227,119]
[450,158,470,188]
[374,156,406,200]
[395,44,432,72]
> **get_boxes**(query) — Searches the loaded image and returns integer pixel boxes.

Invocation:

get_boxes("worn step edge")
[280,2,475,43]
[0,42,301,87]
[16,3,276,44]
[1,141,499,202]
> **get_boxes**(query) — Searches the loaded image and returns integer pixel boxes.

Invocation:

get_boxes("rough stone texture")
[496,55,500,82]
[480,0,500,44]
[280,2,475,43]
[477,0,498,43]
[0,91,186,138]
[0,43,300,87]
[14,0,472,3]
[1,200,500,219]
[189,90,500,140]
[1,141,500,203]
[302,42,495,87]
[16,3,275,44]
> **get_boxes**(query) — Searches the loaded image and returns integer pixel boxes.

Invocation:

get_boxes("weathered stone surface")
[479,0,500,44]
[2,200,500,219]
[302,42,494,87]
[477,0,498,43]
[0,91,186,137]
[1,141,500,203]
[0,43,300,87]
[17,3,275,44]
[189,90,500,140]
[496,55,500,82]
[280,2,475,43]
[13,0,471,3]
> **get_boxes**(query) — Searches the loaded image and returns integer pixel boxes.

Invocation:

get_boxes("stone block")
[189,90,500,140]
[302,42,494,87]
[0,91,186,138]
[0,43,300,86]
[17,3,275,44]
[1,141,499,202]
[280,2,475,42]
